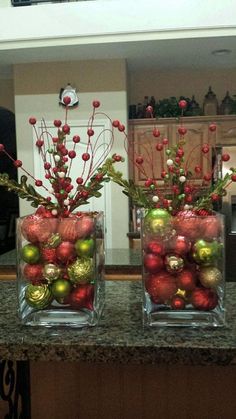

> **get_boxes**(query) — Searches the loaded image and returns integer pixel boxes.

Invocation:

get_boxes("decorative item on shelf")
[155,96,190,118]
[203,86,219,116]
[59,83,79,108]
[0,98,124,327]
[105,100,236,327]
[219,91,234,115]
[185,95,202,116]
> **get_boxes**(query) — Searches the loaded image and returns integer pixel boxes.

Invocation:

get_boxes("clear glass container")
[203,86,219,116]
[141,209,226,327]
[17,212,105,327]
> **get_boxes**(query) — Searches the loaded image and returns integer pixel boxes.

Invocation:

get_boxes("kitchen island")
[1,280,236,418]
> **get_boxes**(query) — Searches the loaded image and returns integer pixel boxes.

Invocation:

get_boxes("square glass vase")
[17,212,105,327]
[141,209,226,327]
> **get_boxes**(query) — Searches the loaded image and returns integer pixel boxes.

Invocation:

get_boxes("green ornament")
[25,283,52,309]
[192,239,219,266]
[21,244,40,264]
[75,238,95,258]
[68,258,93,285]
[144,208,172,236]
[51,279,71,299]
[166,149,171,156]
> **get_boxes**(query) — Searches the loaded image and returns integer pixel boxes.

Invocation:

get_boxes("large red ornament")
[173,210,201,240]
[167,235,191,255]
[40,247,57,264]
[146,240,164,255]
[76,215,94,239]
[23,263,44,284]
[21,215,55,243]
[176,269,196,291]
[56,241,76,264]
[191,288,218,311]
[201,215,221,240]
[57,217,80,242]
[143,253,163,273]
[68,284,94,310]
[145,272,177,303]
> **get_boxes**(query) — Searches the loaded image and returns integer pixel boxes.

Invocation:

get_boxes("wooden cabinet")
[215,115,236,145]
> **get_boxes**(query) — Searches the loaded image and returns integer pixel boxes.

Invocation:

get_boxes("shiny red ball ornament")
[173,210,200,240]
[191,288,218,311]
[143,253,163,273]
[40,247,57,264]
[171,295,186,310]
[145,272,177,303]
[69,284,94,310]
[178,100,187,109]
[76,215,94,239]
[178,127,187,136]
[21,215,55,243]
[57,218,79,242]
[153,128,160,138]
[23,263,43,284]
[169,235,191,255]
[56,241,76,264]
[146,240,164,255]
[222,153,230,162]
[176,269,196,291]
[209,123,216,132]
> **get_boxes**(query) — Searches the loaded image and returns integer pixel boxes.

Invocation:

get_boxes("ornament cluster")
[143,208,224,313]
[18,208,104,312]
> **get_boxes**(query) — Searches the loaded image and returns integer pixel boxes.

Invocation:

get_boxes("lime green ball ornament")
[144,208,172,236]
[192,239,219,266]
[25,283,52,309]
[75,238,95,258]
[51,279,71,299]
[21,244,40,264]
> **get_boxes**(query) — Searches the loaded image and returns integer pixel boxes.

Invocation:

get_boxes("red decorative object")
[143,253,163,273]
[146,240,164,255]
[176,269,196,291]
[21,215,55,243]
[23,264,43,284]
[171,295,186,310]
[145,272,177,303]
[56,241,76,263]
[68,284,94,310]
[191,288,218,311]
[40,247,57,264]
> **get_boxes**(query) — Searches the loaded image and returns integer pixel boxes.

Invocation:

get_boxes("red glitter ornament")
[176,269,196,291]
[146,240,164,255]
[21,215,55,243]
[40,247,57,264]
[145,272,177,303]
[201,215,221,240]
[143,253,164,273]
[56,241,76,264]
[168,235,191,256]
[191,288,218,311]
[57,218,79,242]
[68,284,94,310]
[171,295,186,310]
[23,263,43,284]
[173,210,201,240]
[76,215,94,239]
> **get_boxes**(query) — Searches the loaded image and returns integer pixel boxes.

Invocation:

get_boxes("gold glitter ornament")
[43,263,61,282]
[25,284,52,309]
[67,258,93,285]
[199,266,223,288]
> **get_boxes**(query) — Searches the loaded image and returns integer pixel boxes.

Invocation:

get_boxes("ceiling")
[1,34,236,78]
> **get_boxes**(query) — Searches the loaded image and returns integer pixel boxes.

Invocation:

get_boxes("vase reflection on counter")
[141,209,225,327]
[17,212,105,327]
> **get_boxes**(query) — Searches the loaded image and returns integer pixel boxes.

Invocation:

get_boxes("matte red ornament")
[56,241,76,264]
[191,288,218,311]
[146,240,164,255]
[68,284,94,310]
[176,269,196,291]
[21,215,55,243]
[23,263,43,284]
[143,253,163,273]
[145,272,177,303]
[171,295,186,310]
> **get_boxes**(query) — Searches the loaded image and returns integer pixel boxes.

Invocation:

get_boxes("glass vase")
[17,212,105,327]
[141,209,225,327]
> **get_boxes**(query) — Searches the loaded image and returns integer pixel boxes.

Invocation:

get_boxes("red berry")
[202,144,209,153]
[36,139,44,148]
[35,180,42,187]
[92,100,100,108]
[178,127,187,136]
[68,150,76,159]
[95,173,103,181]
[222,153,230,162]
[114,155,122,162]
[44,162,51,170]
[0,144,5,152]
[161,170,166,178]
[211,193,220,201]
[82,153,90,161]
[209,123,217,132]
[112,120,120,128]
[176,148,184,157]
[178,100,187,109]
[82,190,89,198]
[136,156,144,164]
[231,174,236,182]
[63,96,71,106]
[76,177,83,185]
[204,173,211,182]
[14,160,22,168]
[195,165,201,174]
[73,135,80,143]
[62,124,70,134]
[118,124,125,132]
[162,138,168,145]
[87,128,94,137]
[146,105,153,114]
[45,174,51,179]
[54,120,62,127]
[29,117,37,125]
[153,128,160,138]
[156,143,163,151]
[145,179,153,187]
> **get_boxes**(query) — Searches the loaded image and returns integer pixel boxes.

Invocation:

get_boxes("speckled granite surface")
[1,280,236,365]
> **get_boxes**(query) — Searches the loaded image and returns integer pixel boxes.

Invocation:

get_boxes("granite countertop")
[1,280,236,365]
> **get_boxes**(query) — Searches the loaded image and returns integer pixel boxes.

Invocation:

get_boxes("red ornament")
[144,253,163,273]
[191,288,218,311]
[173,211,200,240]
[76,215,94,239]
[23,263,44,284]
[57,217,79,242]
[201,215,221,240]
[145,272,177,303]
[168,235,191,255]
[146,240,164,255]
[176,269,196,291]
[171,295,186,310]
[40,247,57,264]
[56,241,76,264]
[82,153,90,161]
[21,215,55,243]
[68,284,94,310]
